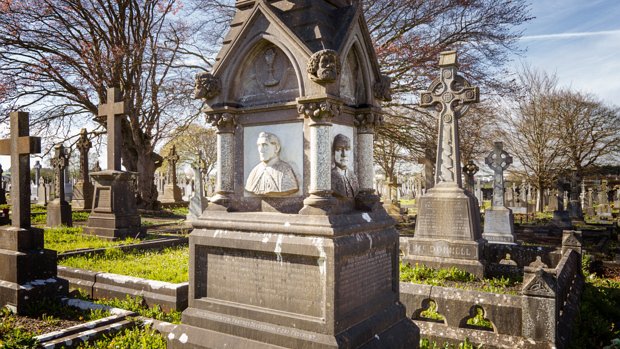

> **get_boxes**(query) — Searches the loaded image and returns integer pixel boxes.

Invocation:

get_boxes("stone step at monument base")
[0,248,57,283]
[161,184,183,204]
[83,214,143,240]
[400,238,485,278]
[482,208,516,244]
[0,276,68,314]
[176,304,418,349]
[47,200,72,227]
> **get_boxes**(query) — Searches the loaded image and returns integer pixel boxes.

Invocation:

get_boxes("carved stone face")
[257,136,279,163]
[317,53,337,81]
[333,135,351,170]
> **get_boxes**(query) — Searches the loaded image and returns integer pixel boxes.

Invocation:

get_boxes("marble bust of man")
[245,132,299,196]
[331,134,359,198]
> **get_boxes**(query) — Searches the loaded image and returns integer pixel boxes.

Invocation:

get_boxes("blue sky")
[514,0,620,106]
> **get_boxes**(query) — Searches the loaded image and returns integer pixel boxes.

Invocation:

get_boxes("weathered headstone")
[72,128,94,210]
[46,144,72,227]
[187,154,208,221]
[0,111,67,313]
[596,179,612,219]
[462,160,478,195]
[161,145,183,203]
[170,2,419,348]
[552,178,571,228]
[403,51,484,277]
[566,169,583,220]
[83,87,141,239]
[37,177,48,206]
[585,187,595,216]
[482,141,515,244]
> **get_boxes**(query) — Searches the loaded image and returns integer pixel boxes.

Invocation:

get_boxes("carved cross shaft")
[0,112,41,228]
[166,146,180,184]
[51,144,69,202]
[485,141,512,208]
[98,87,127,171]
[419,51,479,186]
[76,128,92,180]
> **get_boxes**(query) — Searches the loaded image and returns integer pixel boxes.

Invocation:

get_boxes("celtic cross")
[166,145,180,185]
[51,144,70,203]
[420,51,479,186]
[76,128,92,181]
[485,141,512,208]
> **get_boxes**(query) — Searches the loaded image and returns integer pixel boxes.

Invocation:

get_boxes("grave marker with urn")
[0,111,67,313]
[402,50,485,277]
[482,141,515,244]
[46,144,72,227]
[83,87,141,239]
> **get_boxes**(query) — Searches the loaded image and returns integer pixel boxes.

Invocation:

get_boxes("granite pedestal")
[482,207,515,244]
[170,210,419,349]
[72,180,93,211]
[83,170,142,240]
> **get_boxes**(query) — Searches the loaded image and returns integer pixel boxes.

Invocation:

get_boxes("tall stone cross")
[485,141,512,208]
[98,87,127,171]
[462,160,479,194]
[76,128,92,181]
[166,145,180,185]
[420,51,479,187]
[0,112,41,228]
[51,144,70,203]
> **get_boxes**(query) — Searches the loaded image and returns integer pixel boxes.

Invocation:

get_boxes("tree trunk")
[537,179,544,212]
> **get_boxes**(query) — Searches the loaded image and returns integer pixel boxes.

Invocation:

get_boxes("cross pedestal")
[83,88,142,240]
[47,144,72,227]
[401,51,485,277]
[72,128,94,210]
[0,112,67,313]
[482,141,515,244]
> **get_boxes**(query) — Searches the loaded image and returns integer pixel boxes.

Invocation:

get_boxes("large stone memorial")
[482,141,515,244]
[169,1,418,348]
[46,144,72,227]
[401,51,485,277]
[187,153,208,221]
[72,128,94,210]
[83,87,141,240]
[0,111,67,313]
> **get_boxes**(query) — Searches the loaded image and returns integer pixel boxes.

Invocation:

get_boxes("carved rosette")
[298,100,341,125]
[307,49,341,84]
[206,112,237,133]
[373,74,392,102]
[193,72,221,100]
[354,111,384,134]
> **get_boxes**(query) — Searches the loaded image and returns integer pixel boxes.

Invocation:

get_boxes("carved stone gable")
[523,269,556,298]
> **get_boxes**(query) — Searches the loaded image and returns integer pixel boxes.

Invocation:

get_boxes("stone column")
[297,98,341,215]
[205,110,236,211]
[354,109,382,211]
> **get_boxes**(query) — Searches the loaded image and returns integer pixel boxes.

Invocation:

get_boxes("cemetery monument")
[0,111,67,313]
[72,128,94,210]
[169,1,419,348]
[161,145,183,203]
[401,50,485,277]
[83,87,141,239]
[187,153,208,221]
[462,159,478,195]
[482,141,515,244]
[46,143,72,227]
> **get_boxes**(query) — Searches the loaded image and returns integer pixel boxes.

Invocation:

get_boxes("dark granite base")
[401,237,486,278]
[0,277,68,314]
[82,215,143,240]
[71,181,93,211]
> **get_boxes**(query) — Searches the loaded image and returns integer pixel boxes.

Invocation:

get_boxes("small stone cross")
[0,112,41,228]
[462,160,479,194]
[166,145,180,184]
[98,87,127,171]
[485,141,512,208]
[420,51,479,186]
[51,144,70,203]
[76,128,92,181]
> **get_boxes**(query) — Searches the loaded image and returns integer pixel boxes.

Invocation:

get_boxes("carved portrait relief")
[234,44,298,106]
[245,132,299,197]
[331,133,359,198]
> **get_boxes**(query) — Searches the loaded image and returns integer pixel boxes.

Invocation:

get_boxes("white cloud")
[521,29,620,41]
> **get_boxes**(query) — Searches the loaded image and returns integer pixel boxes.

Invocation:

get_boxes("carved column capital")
[297,99,341,125]
[205,110,237,133]
[354,108,383,134]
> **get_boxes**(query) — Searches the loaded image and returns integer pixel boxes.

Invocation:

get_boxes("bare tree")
[0,0,221,209]
[160,124,218,178]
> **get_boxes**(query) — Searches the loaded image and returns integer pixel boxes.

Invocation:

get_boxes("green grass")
[400,199,416,206]
[44,227,144,253]
[419,300,445,322]
[420,338,481,349]
[60,246,189,283]
[72,211,90,222]
[94,295,181,324]
[77,323,167,349]
[170,206,189,216]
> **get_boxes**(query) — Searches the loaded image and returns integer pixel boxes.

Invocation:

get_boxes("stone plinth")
[482,207,515,244]
[72,180,93,210]
[46,199,72,227]
[403,183,485,277]
[170,210,419,349]
[83,170,142,240]
[160,183,183,203]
